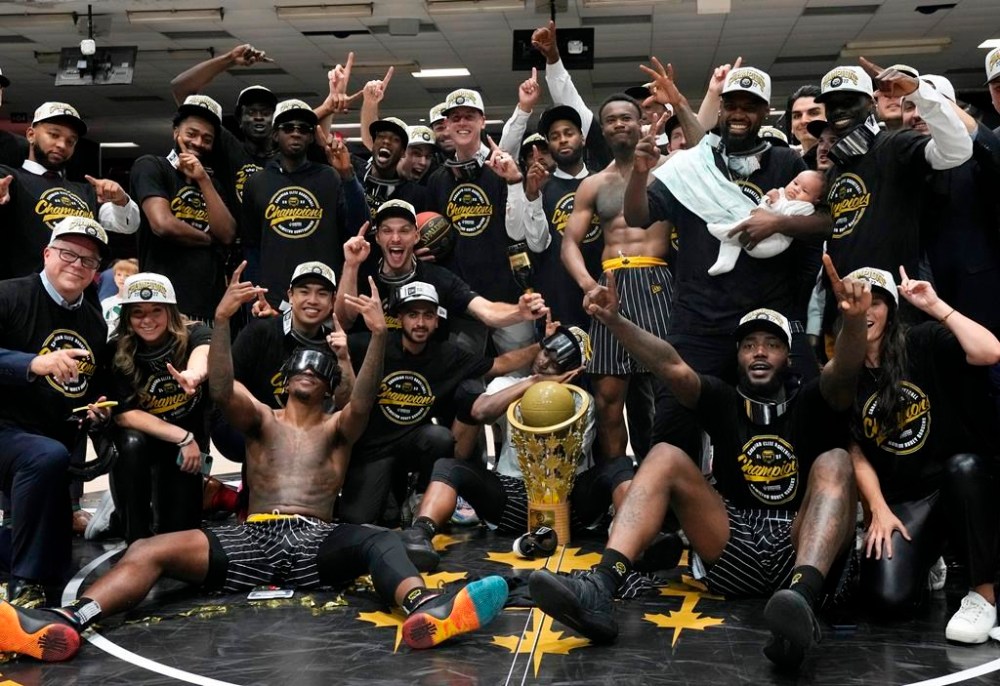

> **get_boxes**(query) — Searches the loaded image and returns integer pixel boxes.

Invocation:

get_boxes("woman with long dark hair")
[848,265,1000,643]
[110,273,212,542]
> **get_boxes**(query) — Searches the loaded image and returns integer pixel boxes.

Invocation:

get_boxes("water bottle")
[512,526,558,559]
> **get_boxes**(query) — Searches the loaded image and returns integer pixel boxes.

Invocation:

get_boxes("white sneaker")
[945,591,997,644]
[84,491,115,541]
[927,556,947,591]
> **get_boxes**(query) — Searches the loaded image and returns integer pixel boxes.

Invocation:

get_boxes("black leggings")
[430,455,635,529]
[337,424,455,524]
[316,525,417,602]
[860,453,1000,614]
[111,428,204,543]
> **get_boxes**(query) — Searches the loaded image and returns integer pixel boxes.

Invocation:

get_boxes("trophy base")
[527,502,570,546]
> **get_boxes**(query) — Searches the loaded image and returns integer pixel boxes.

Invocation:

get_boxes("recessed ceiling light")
[99,142,139,148]
[412,68,470,78]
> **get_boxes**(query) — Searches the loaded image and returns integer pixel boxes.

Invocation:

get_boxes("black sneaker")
[400,527,440,572]
[762,589,821,671]
[528,570,618,643]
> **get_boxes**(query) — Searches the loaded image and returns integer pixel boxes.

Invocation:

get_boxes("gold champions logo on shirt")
[34,188,94,229]
[736,434,799,505]
[861,381,931,455]
[828,173,871,239]
[735,180,764,206]
[38,329,95,398]
[235,162,263,203]
[377,371,435,425]
[170,185,210,231]
[446,184,493,237]
[265,187,324,239]
[550,192,601,243]
[139,371,201,418]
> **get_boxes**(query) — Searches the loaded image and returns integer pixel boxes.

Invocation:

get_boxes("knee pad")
[595,455,636,492]
[418,424,456,459]
[430,457,460,488]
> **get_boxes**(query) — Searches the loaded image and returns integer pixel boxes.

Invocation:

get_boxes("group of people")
[0,19,998,673]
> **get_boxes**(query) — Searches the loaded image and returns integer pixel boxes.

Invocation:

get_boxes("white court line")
[904,657,1000,686]
[63,547,244,686]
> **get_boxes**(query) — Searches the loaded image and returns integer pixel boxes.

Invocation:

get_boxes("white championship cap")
[722,67,772,104]
[290,261,336,290]
[733,308,792,347]
[845,267,898,306]
[121,273,178,305]
[816,66,874,103]
[443,88,485,115]
[985,47,1000,85]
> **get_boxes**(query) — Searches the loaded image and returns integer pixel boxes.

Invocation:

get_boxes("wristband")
[177,431,195,447]
[939,308,956,324]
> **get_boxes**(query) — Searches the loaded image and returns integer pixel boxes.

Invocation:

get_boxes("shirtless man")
[0,263,508,661]
[561,94,672,462]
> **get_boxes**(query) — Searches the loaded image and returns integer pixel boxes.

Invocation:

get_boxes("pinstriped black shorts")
[588,264,673,376]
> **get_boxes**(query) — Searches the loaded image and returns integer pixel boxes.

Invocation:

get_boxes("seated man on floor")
[0,263,508,662]
[399,323,634,571]
[529,256,871,670]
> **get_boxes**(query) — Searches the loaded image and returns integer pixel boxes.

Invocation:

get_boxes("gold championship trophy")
[507,382,590,545]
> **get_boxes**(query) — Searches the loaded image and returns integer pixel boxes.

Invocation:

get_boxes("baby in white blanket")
[706,170,826,276]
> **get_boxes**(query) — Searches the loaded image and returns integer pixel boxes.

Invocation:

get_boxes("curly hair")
[112,303,192,402]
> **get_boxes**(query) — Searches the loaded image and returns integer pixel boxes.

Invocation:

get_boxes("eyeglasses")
[276,122,313,135]
[52,247,101,270]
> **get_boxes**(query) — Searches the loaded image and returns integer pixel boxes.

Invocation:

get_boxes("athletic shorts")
[589,264,673,376]
[693,505,797,598]
[203,515,339,592]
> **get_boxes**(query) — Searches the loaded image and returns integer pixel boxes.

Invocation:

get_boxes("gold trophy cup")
[507,382,590,545]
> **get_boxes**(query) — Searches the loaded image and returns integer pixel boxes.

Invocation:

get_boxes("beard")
[552,145,583,169]
[736,364,787,399]
[32,141,66,172]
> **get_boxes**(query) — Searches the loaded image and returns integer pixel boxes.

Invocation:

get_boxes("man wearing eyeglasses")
[0,102,139,281]
[0,217,113,604]
[242,99,366,309]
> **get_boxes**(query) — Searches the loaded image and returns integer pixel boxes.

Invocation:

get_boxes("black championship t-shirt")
[0,275,108,446]
[696,375,848,510]
[214,127,275,249]
[825,129,930,277]
[131,155,228,321]
[534,171,603,331]
[354,259,476,337]
[648,146,816,335]
[242,160,347,307]
[0,165,99,280]
[351,157,430,223]
[426,164,521,303]
[111,324,212,437]
[348,332,493,453]
[232,312,329,409]
[853,322,996,503]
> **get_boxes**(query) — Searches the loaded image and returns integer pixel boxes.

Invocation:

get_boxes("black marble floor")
[1,524,998,686]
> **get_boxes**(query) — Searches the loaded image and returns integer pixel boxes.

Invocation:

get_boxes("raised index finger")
[821,253,841,287]
[898,265,910,284]
[486,135,500,153]
[382,65,394,87]
[231,260,248,284]
[357,220,370,238]
[652,110,669,137]
[531,66,538,83]
[858,56,883,79]
[732,55,743,71]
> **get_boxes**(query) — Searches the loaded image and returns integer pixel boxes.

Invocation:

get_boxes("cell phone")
[247,586,294,600]
[176,450,213,476]
[71,400,118,414]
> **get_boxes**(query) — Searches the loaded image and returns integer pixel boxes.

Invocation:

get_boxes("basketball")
[416,211,456,261]
[519,381,576,428]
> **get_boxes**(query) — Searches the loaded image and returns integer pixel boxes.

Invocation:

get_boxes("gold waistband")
[246,513,303,523]
[601,256,667,271]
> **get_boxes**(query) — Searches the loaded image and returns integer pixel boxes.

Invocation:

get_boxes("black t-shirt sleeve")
[453,378,486,424]
[186,323,213,350]
[130,155,171,203]
[647,178,675,228]
[693,374,737,432]
[439,268,476,315]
